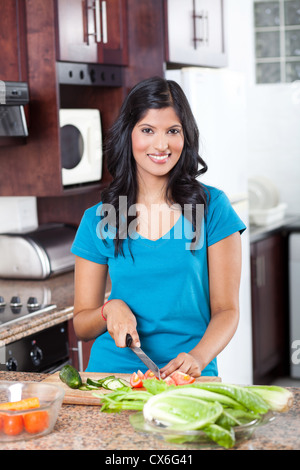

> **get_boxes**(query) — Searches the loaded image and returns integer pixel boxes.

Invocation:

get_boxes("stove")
[0,295,57,328]
[0,286,70,372]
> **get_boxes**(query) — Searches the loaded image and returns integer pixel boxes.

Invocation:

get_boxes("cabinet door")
[166,0,227,67]
[55,0,127,65]
[0,0,27,81]
[251,234,289,384]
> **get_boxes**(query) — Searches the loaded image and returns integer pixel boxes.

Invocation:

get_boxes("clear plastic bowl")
[0,381,65,442]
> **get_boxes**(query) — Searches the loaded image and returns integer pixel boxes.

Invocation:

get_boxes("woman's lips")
[147,153,171,164]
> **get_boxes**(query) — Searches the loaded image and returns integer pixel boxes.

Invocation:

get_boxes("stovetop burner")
[0,294,56,328]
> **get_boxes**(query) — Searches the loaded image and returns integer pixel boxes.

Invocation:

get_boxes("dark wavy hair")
[101,76,209,256]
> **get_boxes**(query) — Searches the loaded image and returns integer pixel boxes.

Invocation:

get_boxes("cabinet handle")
[256,255,266,287]
[192,1,209,49]
[204,11,209,45]
[95,0,102,43]
[102,1,108,44]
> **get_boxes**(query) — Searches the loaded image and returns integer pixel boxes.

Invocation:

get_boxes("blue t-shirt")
[71,185,246,375]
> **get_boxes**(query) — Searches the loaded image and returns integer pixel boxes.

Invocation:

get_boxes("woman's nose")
[154,133,169,151]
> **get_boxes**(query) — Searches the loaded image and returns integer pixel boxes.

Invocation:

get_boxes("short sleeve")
[206,188,246,247]
[71,204,108,264]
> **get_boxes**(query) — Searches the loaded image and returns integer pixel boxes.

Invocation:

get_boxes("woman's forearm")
[73,307,107,341]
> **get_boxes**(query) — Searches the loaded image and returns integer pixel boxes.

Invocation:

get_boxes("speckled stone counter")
[0,372,299,451]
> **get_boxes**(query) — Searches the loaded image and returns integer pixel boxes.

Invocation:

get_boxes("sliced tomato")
[163,376,176,385]
[130,372,143,388]
[144,369,158,380]
[171,371,196,385]
[137,370,145,380]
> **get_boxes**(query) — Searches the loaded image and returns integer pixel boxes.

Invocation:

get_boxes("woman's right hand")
[103,299,140,348]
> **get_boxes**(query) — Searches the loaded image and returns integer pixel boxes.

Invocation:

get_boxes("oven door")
[1,322,70,373]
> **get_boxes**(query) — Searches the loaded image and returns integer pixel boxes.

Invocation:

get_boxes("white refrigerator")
[166,67,253,385]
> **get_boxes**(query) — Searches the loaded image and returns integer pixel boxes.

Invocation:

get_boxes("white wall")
[225,0,300,215]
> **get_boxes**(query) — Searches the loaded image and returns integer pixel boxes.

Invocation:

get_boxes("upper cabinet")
[165,0,227,68]
[55,0,128,65]
[0,0,28,82]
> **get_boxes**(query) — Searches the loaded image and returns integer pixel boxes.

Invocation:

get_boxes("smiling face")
[131,107,184,187]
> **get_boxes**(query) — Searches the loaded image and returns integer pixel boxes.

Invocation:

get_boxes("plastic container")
[0,381,64,442]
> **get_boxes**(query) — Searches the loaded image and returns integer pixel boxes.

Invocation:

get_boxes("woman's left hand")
[160,352,202,379]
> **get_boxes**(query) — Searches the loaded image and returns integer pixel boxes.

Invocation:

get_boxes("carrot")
[0,397,40,411]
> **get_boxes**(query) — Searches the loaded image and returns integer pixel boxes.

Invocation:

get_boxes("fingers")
[160,352,201,378]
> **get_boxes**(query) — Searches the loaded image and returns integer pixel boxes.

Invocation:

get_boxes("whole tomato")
[3,414,24,435]
[23,410,49,434]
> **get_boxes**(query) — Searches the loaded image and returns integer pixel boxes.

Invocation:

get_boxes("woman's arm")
[73,256,140,346]
[160,231,242,378]
[72,256,109,341]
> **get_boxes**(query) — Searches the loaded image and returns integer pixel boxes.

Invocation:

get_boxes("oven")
[0,287,70,373]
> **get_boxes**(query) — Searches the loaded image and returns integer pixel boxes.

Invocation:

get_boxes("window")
[254,0,300,83]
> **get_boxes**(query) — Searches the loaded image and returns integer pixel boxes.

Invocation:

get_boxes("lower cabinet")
[68,320,94,372]
[250,232,289,384]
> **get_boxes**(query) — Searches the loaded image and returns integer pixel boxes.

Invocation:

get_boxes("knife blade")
[126,333,161,379]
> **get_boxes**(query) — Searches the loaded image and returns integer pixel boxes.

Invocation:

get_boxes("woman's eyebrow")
[137,123,182,128]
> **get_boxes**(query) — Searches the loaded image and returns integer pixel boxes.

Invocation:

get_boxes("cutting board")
[42,372,221,405]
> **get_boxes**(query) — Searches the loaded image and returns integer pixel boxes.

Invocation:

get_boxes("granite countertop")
[0,371,299,451]
[250,214,300,243]
[0,272,76,345]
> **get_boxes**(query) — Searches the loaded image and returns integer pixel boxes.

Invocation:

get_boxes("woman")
[71,76,246,378]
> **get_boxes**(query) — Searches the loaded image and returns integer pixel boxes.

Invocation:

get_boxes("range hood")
[0,81,29,137]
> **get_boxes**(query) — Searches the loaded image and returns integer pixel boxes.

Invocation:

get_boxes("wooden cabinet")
[165,0,227,67]
[251,233,289,384]
[55,0,128,65]
[0,0,28,82]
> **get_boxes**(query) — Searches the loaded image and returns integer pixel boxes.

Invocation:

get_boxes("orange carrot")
[0,397,40,411]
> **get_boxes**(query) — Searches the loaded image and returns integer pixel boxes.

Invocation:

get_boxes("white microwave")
[59,109,103,186]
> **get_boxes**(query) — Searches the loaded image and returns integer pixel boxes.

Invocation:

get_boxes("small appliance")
[59,108,102,186]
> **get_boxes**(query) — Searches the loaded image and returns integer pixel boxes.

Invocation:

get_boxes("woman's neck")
[136,174,169,207]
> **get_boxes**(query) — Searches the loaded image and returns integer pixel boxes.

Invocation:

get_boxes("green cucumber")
[59,364,82,389]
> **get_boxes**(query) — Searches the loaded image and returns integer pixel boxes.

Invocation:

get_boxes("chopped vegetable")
[130,372,144,388]
[163,376,176,385]
[0,397,40,411]
[144,370,158,380]
[171,371,195,385]
[79,375,130,392]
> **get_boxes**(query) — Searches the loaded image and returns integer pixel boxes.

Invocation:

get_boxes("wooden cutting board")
[42,372,221,405]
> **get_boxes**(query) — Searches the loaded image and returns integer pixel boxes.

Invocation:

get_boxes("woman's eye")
[168,128,180,134]
[141,128,153,134]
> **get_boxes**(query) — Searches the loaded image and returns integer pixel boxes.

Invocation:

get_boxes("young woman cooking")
[70,76,246,378]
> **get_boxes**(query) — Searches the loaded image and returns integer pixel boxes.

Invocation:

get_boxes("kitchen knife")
[126,333,161,379]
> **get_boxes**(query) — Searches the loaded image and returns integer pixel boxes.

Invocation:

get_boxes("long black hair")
[101,76,209,256]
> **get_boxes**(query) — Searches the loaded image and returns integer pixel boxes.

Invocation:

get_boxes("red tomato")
[2,414,24,436]
[23,410,49,434]
[144,370,158,380]
[171,371,196,385]
[130,372,143,388]
[137,370,145,380]
[0,414,3,431]
[163,376,176,385]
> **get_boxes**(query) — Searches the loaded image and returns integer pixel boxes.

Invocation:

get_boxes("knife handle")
[126,333,132,347]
